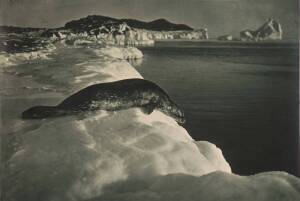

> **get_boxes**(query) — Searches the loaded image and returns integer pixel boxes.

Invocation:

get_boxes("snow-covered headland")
[39,15,208,46]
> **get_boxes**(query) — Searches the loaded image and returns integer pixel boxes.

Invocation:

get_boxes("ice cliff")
[41,15,208,46]
[240,18,283,41]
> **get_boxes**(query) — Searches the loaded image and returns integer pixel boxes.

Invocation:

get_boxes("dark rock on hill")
[145,18,193,31]
[64,15,193,32]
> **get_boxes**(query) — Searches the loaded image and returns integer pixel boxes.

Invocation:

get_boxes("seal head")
[159,101,185,124]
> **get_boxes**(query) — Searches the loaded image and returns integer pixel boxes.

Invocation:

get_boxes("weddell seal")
[21,79,185,124]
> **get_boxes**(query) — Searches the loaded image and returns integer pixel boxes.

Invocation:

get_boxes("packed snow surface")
[95,46,144,60]
[4,109,232,201]
[94,171,300,201]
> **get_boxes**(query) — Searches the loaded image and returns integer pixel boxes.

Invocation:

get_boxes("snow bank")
[4,108,300,201]
[1,46,143,94]
[3,109,230,201]
[74,60,142,84]
[95,171,300,201]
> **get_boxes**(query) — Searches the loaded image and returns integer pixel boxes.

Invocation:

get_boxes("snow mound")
[95,47,143,60]
[1,46,142,94]
[94,171,300,201]
[74,59,142,85]
[4,109,230,201]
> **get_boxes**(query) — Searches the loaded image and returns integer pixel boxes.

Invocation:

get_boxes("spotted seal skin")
[21,79,185,124]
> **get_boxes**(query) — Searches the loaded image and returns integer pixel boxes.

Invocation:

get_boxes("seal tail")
[21,105,69,119]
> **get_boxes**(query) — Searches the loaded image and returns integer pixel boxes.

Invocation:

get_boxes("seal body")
[22,79,185,124]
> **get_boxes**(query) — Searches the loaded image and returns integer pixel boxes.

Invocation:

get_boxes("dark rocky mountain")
[64,15,193,32]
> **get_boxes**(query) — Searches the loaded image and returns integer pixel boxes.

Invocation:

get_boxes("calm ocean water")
[137,41,299,176]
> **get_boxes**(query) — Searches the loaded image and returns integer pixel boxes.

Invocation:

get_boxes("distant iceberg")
[240,18,283,41]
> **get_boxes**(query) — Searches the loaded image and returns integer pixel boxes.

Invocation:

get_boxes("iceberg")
[240,18,283,41]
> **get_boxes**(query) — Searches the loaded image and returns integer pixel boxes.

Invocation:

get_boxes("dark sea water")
[137,41,299,176]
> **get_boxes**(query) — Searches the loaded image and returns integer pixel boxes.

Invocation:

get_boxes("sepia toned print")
[0,1,299,200]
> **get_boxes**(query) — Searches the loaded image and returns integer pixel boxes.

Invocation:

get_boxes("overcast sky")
[1,0,299,39]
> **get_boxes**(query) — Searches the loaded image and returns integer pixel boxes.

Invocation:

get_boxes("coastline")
[153,39,299,46]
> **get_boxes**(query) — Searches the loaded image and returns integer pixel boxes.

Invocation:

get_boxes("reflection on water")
[137,41,299,176]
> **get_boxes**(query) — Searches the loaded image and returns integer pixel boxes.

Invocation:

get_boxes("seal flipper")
[141,103,156,115]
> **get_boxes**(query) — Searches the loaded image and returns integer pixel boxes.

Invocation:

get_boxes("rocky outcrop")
[65,15,193,33]
[240,18,283,41]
